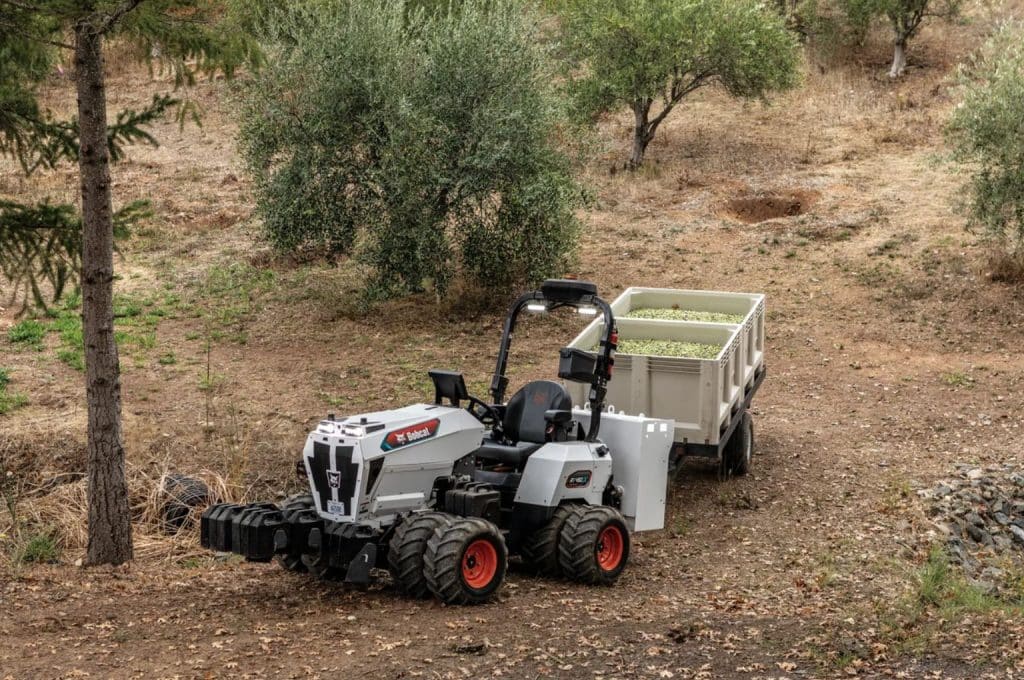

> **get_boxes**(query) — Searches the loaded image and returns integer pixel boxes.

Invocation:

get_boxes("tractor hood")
[303,404,485,525]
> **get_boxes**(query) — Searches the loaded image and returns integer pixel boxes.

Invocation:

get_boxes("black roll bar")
[489,280,617,442]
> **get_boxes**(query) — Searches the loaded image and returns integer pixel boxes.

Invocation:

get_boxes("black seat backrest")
[503,380,572,444]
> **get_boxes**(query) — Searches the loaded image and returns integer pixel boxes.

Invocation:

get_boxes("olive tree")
[240,0,583,300]
[946,23,1024,268]
[841,0,962,77]
[559,0,800,169]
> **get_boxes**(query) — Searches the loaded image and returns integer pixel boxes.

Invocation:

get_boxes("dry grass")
[16,459,255,565]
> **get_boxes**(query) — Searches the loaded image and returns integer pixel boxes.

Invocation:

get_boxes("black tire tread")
[388,511,453,598]
[726,413,754,477]
[520,504,578,575]
[424,517,506,605]
[558,505,629,585]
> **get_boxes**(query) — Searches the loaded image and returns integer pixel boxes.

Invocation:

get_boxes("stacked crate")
[567,288,765,448]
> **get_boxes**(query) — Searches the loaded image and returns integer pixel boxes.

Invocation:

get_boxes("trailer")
[565,287,766,478]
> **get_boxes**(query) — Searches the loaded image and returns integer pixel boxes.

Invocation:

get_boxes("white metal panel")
[371,492,426,514]
[573,408,673,532]
[515,442,610,507]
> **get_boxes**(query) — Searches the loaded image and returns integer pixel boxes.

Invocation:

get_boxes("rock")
[967,468,985,480]
[1010,525,1024,546]
[934,484,953,498]
[994,512,1010,526]
[965,512,985,527]
[966,524,990,544]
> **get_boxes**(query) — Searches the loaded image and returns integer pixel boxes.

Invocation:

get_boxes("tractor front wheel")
[388,511,453,598]
[424,517,507,605]
[558,505,630,585]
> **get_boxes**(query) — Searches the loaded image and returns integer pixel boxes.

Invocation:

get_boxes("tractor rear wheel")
[388,511,453,598]
[424,517,507,605]
[275,494,315,573]
[520,504,578,575]
[558,505,630,585]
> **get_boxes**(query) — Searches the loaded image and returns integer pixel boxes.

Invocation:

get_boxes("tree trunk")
[889,37,908,79]
[628,101,651,169]
[74,21,132,566]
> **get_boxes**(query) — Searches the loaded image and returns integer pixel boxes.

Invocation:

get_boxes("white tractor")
[202,279,675,604]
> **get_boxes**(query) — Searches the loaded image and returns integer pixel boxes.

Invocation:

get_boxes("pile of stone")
[919,463,1024,591]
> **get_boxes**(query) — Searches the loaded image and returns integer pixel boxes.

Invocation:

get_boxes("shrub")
[15,530,60,564]
[240,0,583,301]
[946,23,1024,269]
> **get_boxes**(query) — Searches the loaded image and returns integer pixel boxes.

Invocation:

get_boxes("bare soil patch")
[724,189,818,223]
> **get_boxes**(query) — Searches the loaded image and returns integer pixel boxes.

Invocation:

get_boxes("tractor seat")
[474,380,572,468]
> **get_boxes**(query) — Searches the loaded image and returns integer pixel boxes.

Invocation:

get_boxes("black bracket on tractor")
[345,543,377,585]
[489,278,617,442]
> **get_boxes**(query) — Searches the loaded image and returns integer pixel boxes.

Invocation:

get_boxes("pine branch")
[98,0,146,34]
[0,200,80,312]
[0,199,147,312]
[107,93,177,161]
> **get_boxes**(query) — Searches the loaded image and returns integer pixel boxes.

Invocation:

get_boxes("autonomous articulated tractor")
[202,278,764,604]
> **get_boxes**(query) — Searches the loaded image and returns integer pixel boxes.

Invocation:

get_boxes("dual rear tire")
[523,504,630,585]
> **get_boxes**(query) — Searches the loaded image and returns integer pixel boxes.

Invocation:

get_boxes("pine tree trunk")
[889,37,908,79]
[74,21,132,566]
[628,101,650,170]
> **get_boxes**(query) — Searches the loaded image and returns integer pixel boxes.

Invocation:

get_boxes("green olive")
[625,308,744,324]
[594,339,722,359]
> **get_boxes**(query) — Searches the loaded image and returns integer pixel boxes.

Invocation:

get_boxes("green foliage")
[15,530,60,564]
[560,0,800,166]
[7,319,46,348]
[240,0,583,300]
[0,201,79,311]
[915,545,1023,613]
[0,367,29,415]
[946,23,1024,264]
[835,0,961,75]
[7,290,174,371]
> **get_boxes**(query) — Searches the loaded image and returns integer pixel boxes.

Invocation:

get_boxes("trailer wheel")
[274,494,315,573]
[558,505,630,585]
[388,512,453,598]
[520,503,578,576]
[424,517,507,605]
[725,412,754,477]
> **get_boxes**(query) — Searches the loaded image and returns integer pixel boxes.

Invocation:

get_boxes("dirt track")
[3,9,1024,679]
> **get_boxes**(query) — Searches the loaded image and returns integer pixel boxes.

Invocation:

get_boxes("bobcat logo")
[327,471,342,489]
[531,390,549,405]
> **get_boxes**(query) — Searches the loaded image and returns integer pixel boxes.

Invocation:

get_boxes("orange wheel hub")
[596,525,624,571]
[462,539,498,589]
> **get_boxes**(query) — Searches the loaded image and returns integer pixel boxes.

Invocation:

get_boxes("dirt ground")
[3,8,1024,679]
